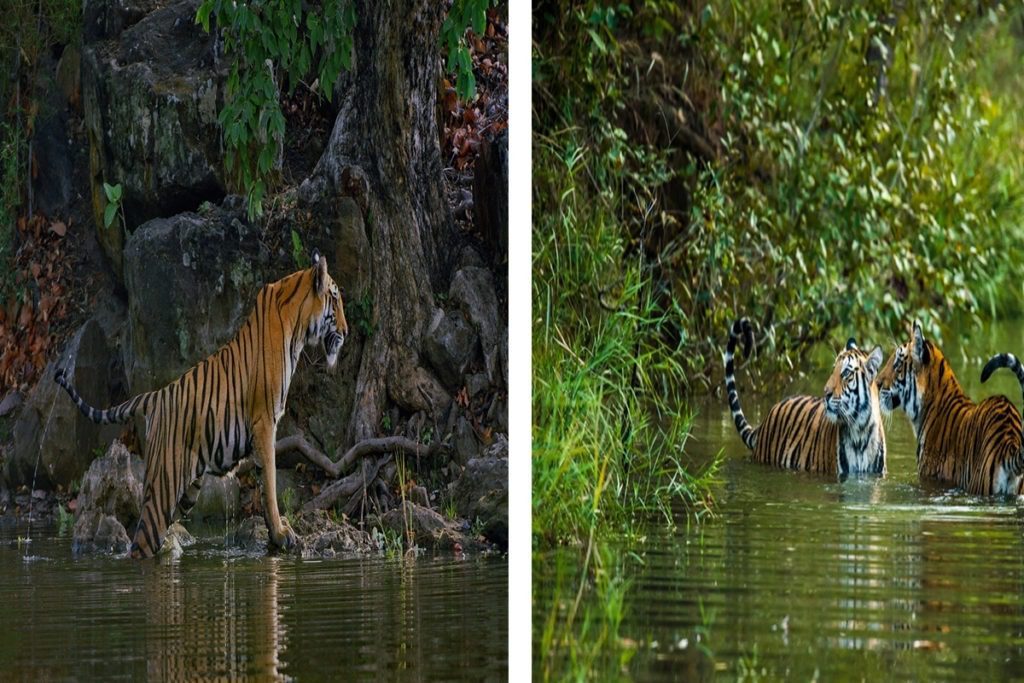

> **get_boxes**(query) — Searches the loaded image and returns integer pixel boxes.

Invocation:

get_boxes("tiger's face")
[308,250,349,370]
[823,343,884,424]
[877,320,927,420]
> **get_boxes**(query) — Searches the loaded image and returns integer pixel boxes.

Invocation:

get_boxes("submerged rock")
[292,510,376,557]
[72,509,130,555]
[71,439,145,556]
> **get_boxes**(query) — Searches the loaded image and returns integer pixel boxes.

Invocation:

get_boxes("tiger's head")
[306,249,349,370]
[823,339,884,424]
[876,320,932,420]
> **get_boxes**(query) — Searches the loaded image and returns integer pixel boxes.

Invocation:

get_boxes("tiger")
[55,249,349,557]
[725,317,886,475]
[876,320,1024,495]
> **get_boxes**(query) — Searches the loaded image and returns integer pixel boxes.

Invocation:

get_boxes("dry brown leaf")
[49,221,66,237]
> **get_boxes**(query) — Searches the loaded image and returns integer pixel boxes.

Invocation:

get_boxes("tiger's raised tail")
[725,318,756,450]
[54,369,151,425]
[981,352,1024,477]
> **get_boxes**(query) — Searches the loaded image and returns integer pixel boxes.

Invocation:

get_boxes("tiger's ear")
[311,248,321,266]
[846,337,858,351]
[314,251,328,296]
[866,346,884,379]
[911,320,926,364]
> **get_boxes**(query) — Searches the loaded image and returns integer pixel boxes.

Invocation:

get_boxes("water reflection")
[0,533,507,681]
[143,557,286,681]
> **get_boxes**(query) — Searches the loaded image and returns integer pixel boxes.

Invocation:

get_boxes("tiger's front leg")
[254,419,298,550]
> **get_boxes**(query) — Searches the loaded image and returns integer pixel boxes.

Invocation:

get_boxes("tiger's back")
[752,395,841,474]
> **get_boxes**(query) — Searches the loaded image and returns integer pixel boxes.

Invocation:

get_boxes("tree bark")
[309,0,453,444]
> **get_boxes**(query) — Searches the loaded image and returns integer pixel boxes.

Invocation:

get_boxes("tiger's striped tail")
[54,369,151,424]
[725,318,756,450]
[981,352,1024,477]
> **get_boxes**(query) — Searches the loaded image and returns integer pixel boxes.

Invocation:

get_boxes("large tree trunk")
[310,0,453,443]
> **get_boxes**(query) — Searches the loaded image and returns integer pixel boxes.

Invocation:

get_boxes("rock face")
[190,473,241,522]
[423,310,478,390]
[5,305,127,490]
[71,440,145,554]
[453,437,508,549]
[123,202,267,392]
[449,266,502,385]
[82,0,227,276]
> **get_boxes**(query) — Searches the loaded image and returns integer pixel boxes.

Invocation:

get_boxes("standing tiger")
[55,249,349,557]
[725,318,886,475]
[877,320,1024,495]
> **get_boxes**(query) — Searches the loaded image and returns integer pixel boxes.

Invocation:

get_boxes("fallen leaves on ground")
[0,215,73,394]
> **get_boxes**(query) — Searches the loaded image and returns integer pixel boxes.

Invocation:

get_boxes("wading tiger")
[725,318,886,475]
[877,320,1024,495]
[55,249,348,557]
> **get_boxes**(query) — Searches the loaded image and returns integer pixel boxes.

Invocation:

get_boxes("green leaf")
[103,203,118,229]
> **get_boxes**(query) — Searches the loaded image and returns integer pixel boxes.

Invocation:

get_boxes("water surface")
[0,526,507,681]
[537,318,1024,680]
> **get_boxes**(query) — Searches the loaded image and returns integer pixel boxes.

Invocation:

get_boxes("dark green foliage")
[441,0,495,99]
[196,0,358,219]
[536,1,1024,391]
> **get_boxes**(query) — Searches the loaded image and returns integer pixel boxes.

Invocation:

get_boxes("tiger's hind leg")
[131,443,203,559]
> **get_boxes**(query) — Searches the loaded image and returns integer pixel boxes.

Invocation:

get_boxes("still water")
[539,319,1024,680]
[0,527,507,681]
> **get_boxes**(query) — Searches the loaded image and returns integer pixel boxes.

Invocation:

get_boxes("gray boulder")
[5,306,127,490]
[453,438,508,549]
[123,203,267,392]
[190,473,241,522]
[449,267,502,385]
[377,501,469,552]
[423,309,478,390]
[71,439,145,554]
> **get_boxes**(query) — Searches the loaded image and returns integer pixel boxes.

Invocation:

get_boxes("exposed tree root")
[266,432,448,512]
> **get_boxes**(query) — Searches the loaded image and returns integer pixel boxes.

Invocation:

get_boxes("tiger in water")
[56,249,349,557]
[725,318,886,475]
[877,320,1024,495]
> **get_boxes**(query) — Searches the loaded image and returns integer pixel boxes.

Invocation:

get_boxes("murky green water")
[0,526,507,681]
[536,319,1024,680]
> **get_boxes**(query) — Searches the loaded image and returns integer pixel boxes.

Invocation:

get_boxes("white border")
[506,0,531,680]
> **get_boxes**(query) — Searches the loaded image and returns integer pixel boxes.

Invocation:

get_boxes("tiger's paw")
[269,518,299,552]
